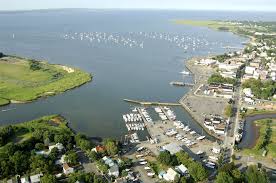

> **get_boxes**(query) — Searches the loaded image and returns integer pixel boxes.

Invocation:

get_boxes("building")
[49,143,64,152]
[92,145,106,153]
[63,163,74,175]
[243,88,254,97]
[20,177,30,183]
[30,173,43,183]
[245,66,256,75]
[162,143,183,155]
[102,156,119,177]
[175,164,189,177]
[163,168,180,182]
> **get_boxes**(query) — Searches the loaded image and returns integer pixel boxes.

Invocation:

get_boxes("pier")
[170,81,194,87]
[123,99,181,106]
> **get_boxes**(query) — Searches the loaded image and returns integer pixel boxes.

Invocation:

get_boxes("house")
[218,63,240,71]
[245,66,256,75]
[20,177,30,183]
[92,145,106,153]
[175,164,189,176]
[30,173,43,183]
[243,88,254,98]
[163,168,180,182]
[102,156,119,177]
[162,143,183,155]
[63,163,74,175]
[49,143,64,152]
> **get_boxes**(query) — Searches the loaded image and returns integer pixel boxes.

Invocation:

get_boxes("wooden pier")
[170,81,194,87]
[123,99,181,106]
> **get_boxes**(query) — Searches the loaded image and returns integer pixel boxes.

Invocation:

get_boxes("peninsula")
[0,53,92,106]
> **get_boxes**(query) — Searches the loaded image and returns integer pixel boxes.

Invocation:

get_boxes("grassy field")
[0,56,92,106]
[245,109,276,116]
[242,119,276,159]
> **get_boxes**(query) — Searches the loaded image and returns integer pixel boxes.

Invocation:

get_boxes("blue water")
[1,10,272,139]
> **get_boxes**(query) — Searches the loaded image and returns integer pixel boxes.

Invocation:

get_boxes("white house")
[20,177,30,183]
[30,173,43,183]
[243,88,254,98]
[102,156,119,177]
[63,163,74,175]
[49,143,64,152]
[163,168,180,182]
[245,66,256,75]
[175,164,189,176]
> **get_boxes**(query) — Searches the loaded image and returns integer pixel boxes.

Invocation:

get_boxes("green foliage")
[254,120,272,151]
[224,104,234,118]
[0,115,73,179]
[208,73,236,85]
[65,150,79,165]
[103,138,119,156]
[179,176,187,183]
[157,150,177,166]
[215,172,234,183]
[88,151,100,162]
[75,133,94,152]
[245,165,269,183]
[94,175,108,183]
[29,60,42,71]
[68,172,95,183]
[175,151,207,182]
[0,125,15,146]
[96,159,109,174]
[41,174,57,183]
[213,54,231,62]
[242,79,276,100]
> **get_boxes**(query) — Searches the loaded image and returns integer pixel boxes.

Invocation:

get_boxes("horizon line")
[0,7,275,13]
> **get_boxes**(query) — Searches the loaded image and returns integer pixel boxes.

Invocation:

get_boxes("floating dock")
[123,99,181,106]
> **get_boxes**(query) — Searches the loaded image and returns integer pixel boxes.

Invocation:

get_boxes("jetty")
[123,99,181,106]
[170,81,194,87]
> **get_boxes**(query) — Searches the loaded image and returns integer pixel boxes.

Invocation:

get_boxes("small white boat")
[180,70,190,75]
[197,136,206,140]
[139,161,147,165]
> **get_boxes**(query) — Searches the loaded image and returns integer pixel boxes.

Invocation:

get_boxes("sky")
[1,0,276,11]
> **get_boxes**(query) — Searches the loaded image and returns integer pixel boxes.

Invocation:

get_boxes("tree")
[68,172,95,183]
[35,143,45,150]
[224,104,234,118]
[94,175,107,183]
[0,52,3,58]
[245,165,269,183]
[30,155,51,173]
[65,151,78,165]
[9,151,29,175]
[158,150,173,166]
[188,162,208,182]
[96,160,109,174]
[103,138,119,156]
[179,176,187,183]
[41,174,57,183]
[75,133,93,152]
[215,172,234,183]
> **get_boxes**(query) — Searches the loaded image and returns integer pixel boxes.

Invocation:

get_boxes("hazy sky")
[1,0,276,11]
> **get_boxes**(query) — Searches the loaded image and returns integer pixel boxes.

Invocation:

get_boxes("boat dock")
[123,99,181,106]
[170,81,194,87]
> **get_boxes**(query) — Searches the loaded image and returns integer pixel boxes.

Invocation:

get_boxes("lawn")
[0,56,92,105]
[242,119,276,159]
